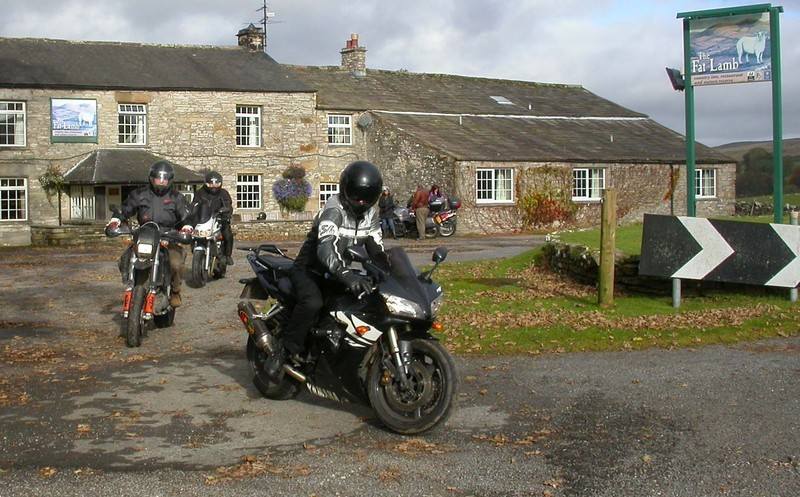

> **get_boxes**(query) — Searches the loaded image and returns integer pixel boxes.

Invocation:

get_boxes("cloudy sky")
[2,0,798,146]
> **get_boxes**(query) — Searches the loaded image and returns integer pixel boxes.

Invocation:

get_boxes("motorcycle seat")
[256,253,294,274]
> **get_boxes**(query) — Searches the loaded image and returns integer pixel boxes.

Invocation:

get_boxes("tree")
[37,164,67,226]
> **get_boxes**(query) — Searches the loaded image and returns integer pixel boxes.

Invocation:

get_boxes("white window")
[236,174,262,209]
[176,184,195,203]
[236,105,261,147]
[319,182,339,209]
[0,178,27,221]
[696,169,716,198]
[490,95,514,105]
[118,104,147,145]
[572,168,605,201]
[476,168,514,203]
[0,101,26,147]
[327,114,352,145]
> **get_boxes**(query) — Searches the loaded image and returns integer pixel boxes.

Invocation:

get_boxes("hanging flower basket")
[272,166,312,213]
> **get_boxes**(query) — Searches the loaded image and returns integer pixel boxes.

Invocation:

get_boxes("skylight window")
[490,95,514,105]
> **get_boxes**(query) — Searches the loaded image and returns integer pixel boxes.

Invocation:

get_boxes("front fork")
[386,327,414,391]
[121,249,160,320]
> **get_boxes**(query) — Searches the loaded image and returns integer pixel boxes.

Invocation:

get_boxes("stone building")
[290,34,735,233]
[0,27,356,245]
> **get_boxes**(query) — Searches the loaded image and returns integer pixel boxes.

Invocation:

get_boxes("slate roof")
[63,149,205,185]
[0,37,311,92]
[289,66,731,164]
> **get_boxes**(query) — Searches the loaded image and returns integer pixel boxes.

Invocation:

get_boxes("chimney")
[340,33,367,77]
[237,23,265,52]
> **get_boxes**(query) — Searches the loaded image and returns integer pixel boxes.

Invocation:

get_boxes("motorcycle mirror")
[432,247,448,263]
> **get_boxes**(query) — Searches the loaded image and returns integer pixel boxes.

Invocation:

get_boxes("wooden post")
[598,188,616,307]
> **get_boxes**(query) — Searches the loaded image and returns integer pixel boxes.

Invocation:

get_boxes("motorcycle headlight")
[195,229,212,238]
[431,294,444,317]
[382,293,424,319]
[136,242,153,256]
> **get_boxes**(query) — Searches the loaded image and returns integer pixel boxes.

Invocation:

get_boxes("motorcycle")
[106,208,191,347]
[190,203,230,287]
[393,197,460,239]
[236,243,458,434]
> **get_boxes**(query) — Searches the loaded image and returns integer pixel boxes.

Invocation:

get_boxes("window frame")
[327,114,352,146]
[695,168,717,199]
[236,174,262,210]
[319,182,339,209]
[0,177,28,221]
[475,168,514,204]
[0,101,27,148]
[235,105,262,148]
[117,103,148,145]
[572,167,606,201]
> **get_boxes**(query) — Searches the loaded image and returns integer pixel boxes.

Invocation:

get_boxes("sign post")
[677,4,784,221]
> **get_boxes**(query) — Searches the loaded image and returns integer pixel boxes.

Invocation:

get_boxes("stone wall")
[453,161,736,234]
[365,115,456,203]
[0,87,347,243]
[233,220,312,241]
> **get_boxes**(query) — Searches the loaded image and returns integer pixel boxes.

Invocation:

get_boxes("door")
[94,186,106,221]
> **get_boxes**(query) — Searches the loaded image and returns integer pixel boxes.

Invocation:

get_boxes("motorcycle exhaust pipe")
[283,365,306,383]
[237,301,274,353]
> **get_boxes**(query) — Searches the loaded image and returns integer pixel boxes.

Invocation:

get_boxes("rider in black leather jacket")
[190,171,234,265]
[266,161,387,379]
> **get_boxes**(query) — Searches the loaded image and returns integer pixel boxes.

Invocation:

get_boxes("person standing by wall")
[379,186,397,238]
[410,185,429,240]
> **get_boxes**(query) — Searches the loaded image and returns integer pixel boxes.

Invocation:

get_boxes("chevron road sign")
[639,214,800,288]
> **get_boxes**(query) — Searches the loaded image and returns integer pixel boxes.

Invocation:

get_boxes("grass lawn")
[738,193,800,205]
[435,248,800,355]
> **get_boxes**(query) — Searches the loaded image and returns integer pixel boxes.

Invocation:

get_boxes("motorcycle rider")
[265,160,388,379]
[106,160,194,307]
[190,170,235,266]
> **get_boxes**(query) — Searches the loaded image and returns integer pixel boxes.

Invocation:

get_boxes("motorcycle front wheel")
[437,219,456,237]
[246,337,301,401]
[191,251,208,287]
[125,285,147,347]
[367,339,458,434]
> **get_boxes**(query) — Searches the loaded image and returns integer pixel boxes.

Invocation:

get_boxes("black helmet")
[204,170,223,195]
[339,161,382,216]
[149,160,175,195]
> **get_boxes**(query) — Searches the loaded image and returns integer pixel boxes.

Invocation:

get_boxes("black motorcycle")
[190,203,230,287]
[106,208,191,347]
[237,244,458,434]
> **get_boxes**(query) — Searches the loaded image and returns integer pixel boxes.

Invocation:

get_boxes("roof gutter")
[370,110,648,121]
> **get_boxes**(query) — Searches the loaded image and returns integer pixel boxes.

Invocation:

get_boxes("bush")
[518,192,574,228]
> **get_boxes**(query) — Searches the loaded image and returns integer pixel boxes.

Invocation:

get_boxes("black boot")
[225,255,234,266]
[264,347,286,381]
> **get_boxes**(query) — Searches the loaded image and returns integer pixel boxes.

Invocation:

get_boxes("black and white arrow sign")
[639,214,800,288]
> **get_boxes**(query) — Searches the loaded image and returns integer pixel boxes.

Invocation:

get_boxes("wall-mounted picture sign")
[51,98,98,143]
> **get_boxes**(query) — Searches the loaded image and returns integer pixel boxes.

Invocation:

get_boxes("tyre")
[154,307,175,328]
[367,339,458,435]
[394,222,407,238]
[125,285,147,347]
[192,251,207,287]
[246,337,301,400]
[437,219,456,237]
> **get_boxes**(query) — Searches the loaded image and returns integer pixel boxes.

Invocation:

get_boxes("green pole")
[770,7,783,223]
[683,18,696,217]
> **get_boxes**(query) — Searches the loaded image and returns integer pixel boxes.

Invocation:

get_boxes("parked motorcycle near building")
[237,243,457,434]
[392,197,460,239]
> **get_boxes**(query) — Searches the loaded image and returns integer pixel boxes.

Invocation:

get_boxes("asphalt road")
[1,235,798,497]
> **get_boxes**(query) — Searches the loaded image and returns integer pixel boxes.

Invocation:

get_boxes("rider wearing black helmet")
[106,160,193,307]
[265,160,388,378]
[190,170,235,265]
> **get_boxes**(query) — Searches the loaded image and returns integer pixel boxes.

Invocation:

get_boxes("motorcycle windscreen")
[382,248,432,317]
[192,201,213,224]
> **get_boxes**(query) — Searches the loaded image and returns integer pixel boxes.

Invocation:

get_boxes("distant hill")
[715,137,800,161]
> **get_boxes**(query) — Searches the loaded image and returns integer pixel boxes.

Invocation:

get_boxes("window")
[0,178,27,221]
[319,182,339,209]
[118,104,147,145]
[236,174,261,209]
[696,169,716,198]
[176,184,195,203]
[476,168,514,203]
[0,101,26,147]
[490,95,514,105]
[327,114,352,145]
[236,106,261,147]
[572,168,605,201]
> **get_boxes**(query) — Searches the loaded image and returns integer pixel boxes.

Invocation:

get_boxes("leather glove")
[341,271,372,297]
[180,225,194,234]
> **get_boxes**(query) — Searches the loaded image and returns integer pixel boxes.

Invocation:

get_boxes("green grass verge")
[435,248,800,355]
[738,193,800,205]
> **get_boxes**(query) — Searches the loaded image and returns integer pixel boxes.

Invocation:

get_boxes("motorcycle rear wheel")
[437,219,456,237]
[191,251,208,287]
[367,339,458,434]
[125,286,147,347]
[246,337,301,401]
